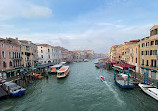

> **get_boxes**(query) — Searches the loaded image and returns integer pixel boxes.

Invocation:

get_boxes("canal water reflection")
[0,59,158,111]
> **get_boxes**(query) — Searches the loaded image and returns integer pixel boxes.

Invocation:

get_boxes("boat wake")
[103,80,124,104]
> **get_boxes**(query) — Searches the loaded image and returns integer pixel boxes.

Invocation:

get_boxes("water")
[0,59,158,111]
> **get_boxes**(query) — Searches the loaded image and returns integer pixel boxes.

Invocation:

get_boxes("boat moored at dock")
[57,66,70,78]
[4,82,26,97]
[49,64,63,73]
[138,83,158,101]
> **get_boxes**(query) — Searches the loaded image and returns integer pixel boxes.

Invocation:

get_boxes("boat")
[59,62,66,65]
[49,64,63,73]
[4,82,26,96]
[57,66,70,78]
[33,74,44,79]
[84,59,88,62]
[138,83,158,101]
[100,76,105,81]
[114,73,134,89]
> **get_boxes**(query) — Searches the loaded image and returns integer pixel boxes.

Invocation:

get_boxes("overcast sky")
[0,0,158,53]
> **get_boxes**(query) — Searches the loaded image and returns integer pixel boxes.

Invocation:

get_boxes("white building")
[52,46,62,64]
[37,44,52,64]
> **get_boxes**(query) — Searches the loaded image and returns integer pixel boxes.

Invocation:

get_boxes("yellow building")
[19,40,34,67]
[139,25,158,80]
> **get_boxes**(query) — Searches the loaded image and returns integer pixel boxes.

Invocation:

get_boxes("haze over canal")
[0,59,158,111]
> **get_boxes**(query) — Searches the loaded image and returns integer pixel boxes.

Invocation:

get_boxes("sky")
[0,0,158,53]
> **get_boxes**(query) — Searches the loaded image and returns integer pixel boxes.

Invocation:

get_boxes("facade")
[52,46,62,64]
[19,40,35,67]
[139,25,158,79]
[0,38,22,79]
[37,44,52,64]
[109,25,158,79]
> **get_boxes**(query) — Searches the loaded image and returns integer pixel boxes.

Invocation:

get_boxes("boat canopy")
[51,64,62,68]
[60,62,66,65]
[113,63,135,70]
[57,66,69,73]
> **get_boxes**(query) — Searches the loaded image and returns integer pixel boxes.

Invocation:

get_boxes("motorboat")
[4,82,26,97]
[100,76,105,81]
[84,59,88,62]
[57,66,70,78]
[138,83,158,101]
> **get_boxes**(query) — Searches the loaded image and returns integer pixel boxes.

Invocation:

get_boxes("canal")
[0,59,158,111]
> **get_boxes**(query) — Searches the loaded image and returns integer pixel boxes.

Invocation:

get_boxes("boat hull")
[57,69,70,79]
[138,83,158,101]
[115,80,134,89]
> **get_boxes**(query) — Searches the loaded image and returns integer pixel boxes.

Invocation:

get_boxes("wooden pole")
[128,67,129,86]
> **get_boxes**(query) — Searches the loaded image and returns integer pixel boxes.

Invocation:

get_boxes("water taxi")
[50,64,62,73]
[57,66,70,78]
[138,83,158,101]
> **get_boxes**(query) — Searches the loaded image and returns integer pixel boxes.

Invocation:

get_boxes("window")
[2,51,5,58]
[9,52,11,58]
[150,50,152,55]
[1,43,4,48]
[12,45,14,48]
[155,29,157,35]
[44,61,46,63]
[9,61,12,67]
[136,58,137,63]
[136,48,137,53]
[41,55,43,58]
[48,55,50,59]
[151,41,154,46]
[41,47,42,48]
[3,61,6,68]
[142,43,145,47]
[48,49,50,52]
[146,60,149,66]
[41,50,43,53]
[141,51,144,55]
[142,59,144,65]
[155,40,158,45]
[8,45,10,48]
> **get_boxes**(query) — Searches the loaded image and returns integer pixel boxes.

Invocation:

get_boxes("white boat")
[57,66,70,78]
[59,62,66,65]
[138,83,158,101]
[4,82,26,96]
[84,59,88,62]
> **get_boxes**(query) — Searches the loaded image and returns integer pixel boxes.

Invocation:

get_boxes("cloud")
[0,0,52,19]
[10,23,151,53]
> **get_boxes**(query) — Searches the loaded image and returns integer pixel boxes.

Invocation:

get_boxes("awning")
[141,67,151,70]
[113,63,135,70]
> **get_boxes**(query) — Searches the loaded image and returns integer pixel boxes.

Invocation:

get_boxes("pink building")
[0,38,22,79]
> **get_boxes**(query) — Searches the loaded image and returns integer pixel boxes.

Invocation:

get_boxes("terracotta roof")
[19,40,30,43]
[38,44,52,47]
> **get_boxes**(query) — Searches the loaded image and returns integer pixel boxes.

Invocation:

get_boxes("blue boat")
[114,68,135,89]
[4,82,26,97]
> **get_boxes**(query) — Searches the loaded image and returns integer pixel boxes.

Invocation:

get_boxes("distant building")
[52,46,62,64]
[37,44,52,64]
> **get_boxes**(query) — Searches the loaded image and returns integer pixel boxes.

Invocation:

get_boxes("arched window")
[9,61,12,67]
[17,52,18,58]
[3,61,6,68]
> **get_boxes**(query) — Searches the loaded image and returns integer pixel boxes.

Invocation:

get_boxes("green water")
[0,59,158,111]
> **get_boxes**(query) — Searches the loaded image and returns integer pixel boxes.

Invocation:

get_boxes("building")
[0,38,22,79]
[52,46,62,64]
[19,40,35,67]
[37,44,52,64]
[108,25,158,80]
[139,25,158,79]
